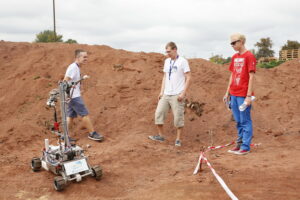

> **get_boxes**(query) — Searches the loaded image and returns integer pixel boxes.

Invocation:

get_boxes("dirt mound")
[0,41,299,200]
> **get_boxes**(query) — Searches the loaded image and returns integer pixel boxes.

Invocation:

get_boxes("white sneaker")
[234,149,250,155]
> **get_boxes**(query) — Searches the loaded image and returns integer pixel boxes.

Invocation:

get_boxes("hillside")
[0,41,299,200]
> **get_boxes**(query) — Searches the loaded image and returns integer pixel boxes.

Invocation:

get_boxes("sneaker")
[227,147,240,154]
[234,149,250,155]
[148,135,165,142]
[175,140,181,147]
[88,132,104,141]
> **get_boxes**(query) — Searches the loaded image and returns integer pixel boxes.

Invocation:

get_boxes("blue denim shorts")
[67,97,89,118]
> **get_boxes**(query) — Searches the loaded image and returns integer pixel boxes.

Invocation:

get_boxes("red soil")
[0,41,299,200]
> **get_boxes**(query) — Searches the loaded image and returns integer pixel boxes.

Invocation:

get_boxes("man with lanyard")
[223,33,256,155]
[149,42,191,147]
[64,49,104,141]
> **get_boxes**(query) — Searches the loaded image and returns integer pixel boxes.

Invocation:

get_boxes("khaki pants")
[155,95,185,128]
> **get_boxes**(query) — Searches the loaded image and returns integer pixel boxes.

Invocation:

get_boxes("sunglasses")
[165,50,172,53]
[230,40,240,46]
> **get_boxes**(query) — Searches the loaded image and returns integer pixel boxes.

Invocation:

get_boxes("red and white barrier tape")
[250,143,261,147]
[194,152,238,200]
[202,153,239,200]
[207,141,235,151]
[208,141,261,151]
[193,141,261,200]
[193,151,203,175]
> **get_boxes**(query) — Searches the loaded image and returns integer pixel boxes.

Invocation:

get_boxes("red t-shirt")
[229,51,256,97]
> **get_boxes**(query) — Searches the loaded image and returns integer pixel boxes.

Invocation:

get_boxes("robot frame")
[31,77,102,191]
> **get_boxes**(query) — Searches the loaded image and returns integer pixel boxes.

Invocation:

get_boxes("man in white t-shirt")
[149,42,192,146]
[64,49,104,141]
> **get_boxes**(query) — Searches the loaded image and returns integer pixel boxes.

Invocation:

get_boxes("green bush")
[257,60,285,69]
[34,30,63,43]
[65,39,77,44]
[209,55,231,64]
[34,30,78,44]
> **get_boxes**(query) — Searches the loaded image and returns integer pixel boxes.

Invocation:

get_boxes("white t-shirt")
[163,56,190,95]
[65,62,81,98]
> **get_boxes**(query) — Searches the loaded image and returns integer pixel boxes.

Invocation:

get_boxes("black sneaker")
[148,135,165,142]
[88,131,104,141]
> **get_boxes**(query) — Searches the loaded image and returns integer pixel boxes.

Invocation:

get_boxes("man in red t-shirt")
[223,33,256,155]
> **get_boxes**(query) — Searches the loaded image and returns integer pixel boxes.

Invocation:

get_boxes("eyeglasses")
[165,50,172,53]
[230,40,240,46]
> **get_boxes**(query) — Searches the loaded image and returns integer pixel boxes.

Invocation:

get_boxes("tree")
[65,39,77,44]
[254,37,274,59]
[281,40,300,50]
[34,30,63,43]
[209,54,231,64]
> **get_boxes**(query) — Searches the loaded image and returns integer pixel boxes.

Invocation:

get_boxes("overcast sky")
[0,0,299,59]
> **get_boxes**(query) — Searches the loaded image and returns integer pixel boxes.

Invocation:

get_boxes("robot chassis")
[31,78,102,191]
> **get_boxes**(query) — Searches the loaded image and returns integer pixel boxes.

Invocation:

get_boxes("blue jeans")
[230,95,253,151]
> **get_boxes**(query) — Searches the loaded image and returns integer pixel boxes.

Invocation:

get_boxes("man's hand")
[83,75,90,80]
[223,93,229,103]
[158,93,163,101]
[66,97,71,103]
[244,96,252,105]
[177,93,185,102]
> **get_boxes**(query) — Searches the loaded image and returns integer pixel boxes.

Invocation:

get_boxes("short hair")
[75,49,86,58]
[165,42,177,50]
[231,33,246,44]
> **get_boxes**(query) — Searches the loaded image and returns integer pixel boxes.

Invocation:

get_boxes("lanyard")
[169,55,179,80]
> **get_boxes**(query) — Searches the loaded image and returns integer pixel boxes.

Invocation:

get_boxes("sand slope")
[0,41,299,200]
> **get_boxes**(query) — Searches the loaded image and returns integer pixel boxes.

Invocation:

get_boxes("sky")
[0,0,299,59]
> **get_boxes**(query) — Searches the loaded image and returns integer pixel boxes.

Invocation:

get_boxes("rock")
[113,64,124,71]
[189,117,195,121]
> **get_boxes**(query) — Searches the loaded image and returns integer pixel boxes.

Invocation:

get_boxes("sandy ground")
[0,41,299,200]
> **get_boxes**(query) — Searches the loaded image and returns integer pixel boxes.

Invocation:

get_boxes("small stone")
[113,64,123,71]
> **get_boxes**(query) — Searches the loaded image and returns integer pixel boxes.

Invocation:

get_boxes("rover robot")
[31,78,102,191]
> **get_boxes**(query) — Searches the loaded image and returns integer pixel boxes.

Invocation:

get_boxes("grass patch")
[257,60,285,69]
